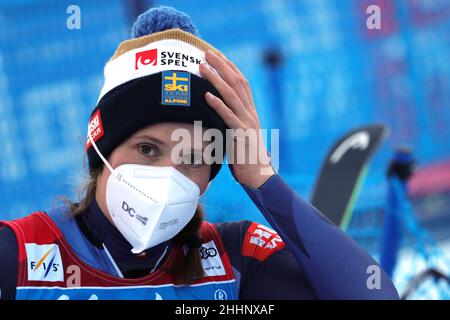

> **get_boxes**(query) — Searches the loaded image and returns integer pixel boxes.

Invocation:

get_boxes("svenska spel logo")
[25,244,64,282]
[161,71,191,107]
[135,48,158,70]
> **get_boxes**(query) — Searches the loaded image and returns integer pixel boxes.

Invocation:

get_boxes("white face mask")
[88,131,207,254]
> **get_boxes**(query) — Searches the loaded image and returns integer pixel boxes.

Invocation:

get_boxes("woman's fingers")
[204,91,241,129]
[217,52,255,109]
[204,50,252,110]
[199,62,248,118]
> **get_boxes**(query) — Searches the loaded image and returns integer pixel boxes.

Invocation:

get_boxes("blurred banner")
[0,0,449,298]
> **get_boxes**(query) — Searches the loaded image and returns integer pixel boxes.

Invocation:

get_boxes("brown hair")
[69,166,205,284]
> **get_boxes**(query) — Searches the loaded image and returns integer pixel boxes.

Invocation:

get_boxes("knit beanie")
[86,6,227,180]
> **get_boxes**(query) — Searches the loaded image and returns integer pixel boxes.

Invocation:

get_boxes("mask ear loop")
[87,124,116,176]
[88,124,210,197]
[87,125,160,205]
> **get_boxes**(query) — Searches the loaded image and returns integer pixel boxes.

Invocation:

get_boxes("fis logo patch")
[26,244,64,282]
[161,71,191,107]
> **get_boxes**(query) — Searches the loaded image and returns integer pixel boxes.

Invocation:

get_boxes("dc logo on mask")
[122,201,148,225]
[122,201,135,216]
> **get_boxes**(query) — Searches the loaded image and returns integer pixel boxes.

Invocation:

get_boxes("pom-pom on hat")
[131,6,199,37]
[86,6,227,180]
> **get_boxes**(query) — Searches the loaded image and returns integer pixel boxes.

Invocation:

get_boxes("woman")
[0,6,398,300]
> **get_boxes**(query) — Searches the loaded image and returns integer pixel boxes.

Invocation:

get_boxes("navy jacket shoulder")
[0,226,18,300]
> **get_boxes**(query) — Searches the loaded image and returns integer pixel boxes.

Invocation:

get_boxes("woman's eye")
[138,144,156,156]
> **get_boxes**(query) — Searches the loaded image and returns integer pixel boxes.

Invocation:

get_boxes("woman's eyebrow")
[132,134,166,146]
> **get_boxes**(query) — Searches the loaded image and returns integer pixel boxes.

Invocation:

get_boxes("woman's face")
[95,122,211,221]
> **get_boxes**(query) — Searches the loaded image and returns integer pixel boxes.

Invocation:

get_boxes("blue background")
[0,0,449,266]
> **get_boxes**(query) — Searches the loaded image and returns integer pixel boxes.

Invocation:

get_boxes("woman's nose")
[155,155,178,168]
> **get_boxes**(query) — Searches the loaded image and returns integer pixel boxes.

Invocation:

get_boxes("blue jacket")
[0,174,399,299]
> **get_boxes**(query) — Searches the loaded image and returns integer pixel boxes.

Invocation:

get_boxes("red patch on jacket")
[242,222,285,261]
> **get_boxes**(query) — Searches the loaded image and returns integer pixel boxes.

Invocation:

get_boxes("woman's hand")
[199,49,275,189]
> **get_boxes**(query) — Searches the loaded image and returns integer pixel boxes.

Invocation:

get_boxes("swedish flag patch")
[161,71,191,107]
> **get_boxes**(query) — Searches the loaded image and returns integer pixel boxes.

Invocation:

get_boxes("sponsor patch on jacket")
[242,222,285,261]
[200,240,226,277]
[25,243,64,282]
